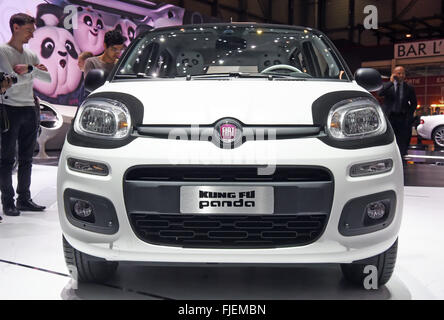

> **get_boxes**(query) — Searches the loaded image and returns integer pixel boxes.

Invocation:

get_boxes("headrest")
[176,51,204,76]
[258,52,285,72]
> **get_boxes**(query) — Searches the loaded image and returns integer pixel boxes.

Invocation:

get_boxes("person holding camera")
[378,66,417,162]
[1,74,14,94]
[0,13,51,218]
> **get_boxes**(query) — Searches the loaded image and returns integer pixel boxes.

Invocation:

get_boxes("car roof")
[141,22,322,37]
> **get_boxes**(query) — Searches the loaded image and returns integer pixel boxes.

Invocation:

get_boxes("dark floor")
[404,145,444,187]
[404,163,444,187]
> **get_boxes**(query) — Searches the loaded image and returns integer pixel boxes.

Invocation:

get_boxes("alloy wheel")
[434,127,444,147]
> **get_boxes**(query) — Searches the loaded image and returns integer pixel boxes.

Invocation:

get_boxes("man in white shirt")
[0,13,51,217]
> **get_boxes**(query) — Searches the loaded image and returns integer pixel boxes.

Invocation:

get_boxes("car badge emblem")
[220,123,237,143]
[214,118,243,147]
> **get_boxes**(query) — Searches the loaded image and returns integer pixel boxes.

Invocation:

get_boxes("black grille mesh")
[130,214,327,248]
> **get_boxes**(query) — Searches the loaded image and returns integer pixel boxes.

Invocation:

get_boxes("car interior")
[121,28,343,79]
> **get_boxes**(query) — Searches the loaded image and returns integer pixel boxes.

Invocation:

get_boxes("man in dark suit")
[378,66,417,160]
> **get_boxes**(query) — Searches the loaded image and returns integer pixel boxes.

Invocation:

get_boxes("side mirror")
[84,69,107,93]
[354,68,382,92]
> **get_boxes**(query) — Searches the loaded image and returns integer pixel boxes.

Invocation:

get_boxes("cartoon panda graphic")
[73,6,106,55]
[113,18,137,48]
[28,4,83,105]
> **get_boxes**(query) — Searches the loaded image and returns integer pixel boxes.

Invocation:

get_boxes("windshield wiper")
[186,72,258,80]
[114,72,309,81]
[114,73,155,79]
[186,72,307,80]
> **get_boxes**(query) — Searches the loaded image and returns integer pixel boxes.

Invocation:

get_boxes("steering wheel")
[261,64,303,74]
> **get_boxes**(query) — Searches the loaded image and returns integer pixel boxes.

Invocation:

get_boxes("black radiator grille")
[130,214,328,248]
[125,166,332,182]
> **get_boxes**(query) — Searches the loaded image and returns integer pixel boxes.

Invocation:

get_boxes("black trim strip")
[124,165,333,182]
[135,124,323,140]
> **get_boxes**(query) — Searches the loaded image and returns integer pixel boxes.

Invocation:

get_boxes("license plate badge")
[180,186,274,214]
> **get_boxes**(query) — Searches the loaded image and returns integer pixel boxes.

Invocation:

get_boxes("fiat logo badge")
[220,123,237,143]
[214,118,243,146]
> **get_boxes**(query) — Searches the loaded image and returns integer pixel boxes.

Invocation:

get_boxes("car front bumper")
[417,124,431,140]
[57,136,403,264]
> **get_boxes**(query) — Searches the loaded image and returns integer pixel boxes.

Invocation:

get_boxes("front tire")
[63,236,118,283]
[340,239,398,287]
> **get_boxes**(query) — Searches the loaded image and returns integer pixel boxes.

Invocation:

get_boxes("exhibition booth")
[0,0,443,302]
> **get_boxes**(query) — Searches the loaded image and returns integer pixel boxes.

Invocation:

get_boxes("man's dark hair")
[104,29,126,48]
[9,13,36,33]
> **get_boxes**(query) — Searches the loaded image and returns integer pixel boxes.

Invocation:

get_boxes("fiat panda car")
[58,23,403,287]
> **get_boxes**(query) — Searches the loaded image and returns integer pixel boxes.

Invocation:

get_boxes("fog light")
[68,158,109,176]
[350,159,393,177]
[73,200,94,218]
[366,201,386,220]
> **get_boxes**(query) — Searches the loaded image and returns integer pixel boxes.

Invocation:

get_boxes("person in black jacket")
[378,66,417,161]
[0,74,13,222]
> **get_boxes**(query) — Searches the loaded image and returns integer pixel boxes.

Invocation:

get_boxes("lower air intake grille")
[130,214,327,248]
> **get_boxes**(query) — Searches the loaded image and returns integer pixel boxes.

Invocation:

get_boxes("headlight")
[326,97,387,140]
[74,98,131,139]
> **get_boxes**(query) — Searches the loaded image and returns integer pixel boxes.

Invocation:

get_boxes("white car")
[417,114,444,148]
[57,23,403,287]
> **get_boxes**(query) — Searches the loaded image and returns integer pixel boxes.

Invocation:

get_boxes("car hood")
[94,80,367,125]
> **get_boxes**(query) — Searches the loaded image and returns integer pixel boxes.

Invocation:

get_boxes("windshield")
[115,24,350,80]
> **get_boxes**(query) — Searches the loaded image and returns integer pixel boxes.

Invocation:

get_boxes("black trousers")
[0,105,38,207]
[388,113,410,159]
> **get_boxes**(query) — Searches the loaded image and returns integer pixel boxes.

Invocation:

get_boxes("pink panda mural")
[29,4,83,105]
[0,0,214,106]
[72,7,106,55]
[114,18,137,48]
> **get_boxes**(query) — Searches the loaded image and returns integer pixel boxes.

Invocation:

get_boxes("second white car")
[417,114,444,148]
